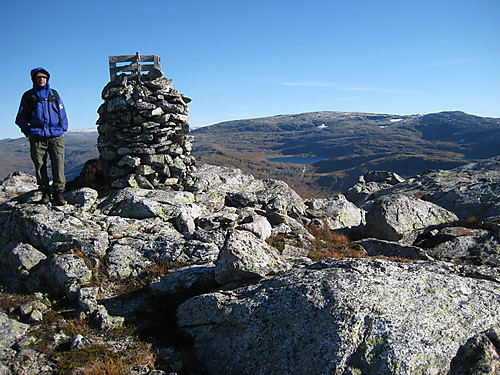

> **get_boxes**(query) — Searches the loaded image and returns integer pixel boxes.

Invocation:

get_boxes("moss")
[105,258,192,296]
[0,292,38,316]
[55,344,118,374]
[266,234,299,254]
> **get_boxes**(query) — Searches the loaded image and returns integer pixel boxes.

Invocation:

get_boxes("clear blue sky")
[1,0,499,140]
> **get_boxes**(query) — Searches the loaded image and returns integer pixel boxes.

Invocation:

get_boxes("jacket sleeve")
[57,96,69,132]
[15,93,30,136]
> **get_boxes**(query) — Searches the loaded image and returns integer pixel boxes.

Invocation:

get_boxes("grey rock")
[305,194,365,230]
[138,232,186,262]
[148,370,167,375]
[189,164,306,218]
[361,170,406,185]
[426,234,500,267]
[344,171,405,206]
[70,334,93,350]
[134,101,156,111]
[136,164,156,175]
[178,258,500,375]
[0,312,29,349]
[34,253,92,298]
[0,171,37,201]
[188,229,227,248]
[237,214,272,240]
[107,244,150,278]
[269,213,314,240]
[99,187,195,220]
[174,203,209,235]
[368,156,500,222]
[448,326,500,375]
[345,181,394,205]
[95,71,194,190]
[3,204,108,257]
[19,300,49,322]
[181,240,220,264]
[157,347,183,373]
[214,229,291,284]
[3,347,55,374]
[149,265,217,297]
[64,187,99,211]
[356,238,433,260]
[94,305,125,330]
[77,287,99,314]
[281,244,310,258]
[1,242,47,275]
[118,155,141,168]
[363,194,459,244]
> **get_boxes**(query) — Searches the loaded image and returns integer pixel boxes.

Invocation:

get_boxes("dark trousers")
[29,135,66,192]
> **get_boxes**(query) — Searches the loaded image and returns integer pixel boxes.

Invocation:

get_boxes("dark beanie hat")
[30,67,50,82]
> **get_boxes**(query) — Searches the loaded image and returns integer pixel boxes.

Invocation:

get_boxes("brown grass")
[0,292,38,314]
[465,216,478,225]
[69,341,156,375]
[305,223,367,261]
[374,255,419,263]
[413,192,428,199]
[266,234,301,253]
[266,223,418,263]
[74,356,125,375]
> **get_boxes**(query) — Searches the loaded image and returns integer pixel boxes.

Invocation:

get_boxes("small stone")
[118,155,141,168]
[71,334,93,350]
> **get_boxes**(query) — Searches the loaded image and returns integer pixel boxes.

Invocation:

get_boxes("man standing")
[16,67,69,205]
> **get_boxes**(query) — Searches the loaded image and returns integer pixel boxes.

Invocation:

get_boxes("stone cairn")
[95,53,195,190]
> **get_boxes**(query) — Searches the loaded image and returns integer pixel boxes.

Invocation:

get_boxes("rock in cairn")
[96,69,196,190]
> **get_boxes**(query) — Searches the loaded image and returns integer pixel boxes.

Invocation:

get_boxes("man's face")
[35,74,48,87]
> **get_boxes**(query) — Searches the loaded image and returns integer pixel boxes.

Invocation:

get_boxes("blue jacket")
[15,67,69,138]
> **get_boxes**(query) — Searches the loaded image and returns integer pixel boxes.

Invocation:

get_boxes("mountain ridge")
[191,110,500,197]
[1,110,499,198]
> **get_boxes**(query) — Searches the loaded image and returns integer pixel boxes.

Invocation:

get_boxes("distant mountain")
[2,111,499,198]
[191,111,500,197]
[0,130,99,182]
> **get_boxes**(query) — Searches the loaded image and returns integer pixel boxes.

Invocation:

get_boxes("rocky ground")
[0,157,499,375]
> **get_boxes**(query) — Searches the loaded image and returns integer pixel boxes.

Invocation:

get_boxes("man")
[15,67,69,205]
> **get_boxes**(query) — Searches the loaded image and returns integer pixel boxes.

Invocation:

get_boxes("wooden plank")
[110,65,138,74]
[138,55,156,62]
[109,55,137,63]
[109,55,156,63]
[108,53,162,79]
[109,65,157,75]
[109,56,159,64]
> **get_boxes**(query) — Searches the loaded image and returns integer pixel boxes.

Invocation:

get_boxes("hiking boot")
[53,190,67,206]
[40,192,50,204]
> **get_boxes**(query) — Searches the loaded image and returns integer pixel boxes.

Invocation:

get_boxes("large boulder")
[189,164,306,218]
[363,194,459,244]
[416,227,500,267]
[448,326,500,375]
[0,171,37,203]
[305,194,365,230]
[98,187,196,220]
[187,164,260,211]
[1,204,109,257]
[214,229,291,284]
[345,171,405,205]
[356,238,432,260]
[177,258,500,375]
[367,157,500,223]
[106,244,151,278]
[34,253,92,299]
